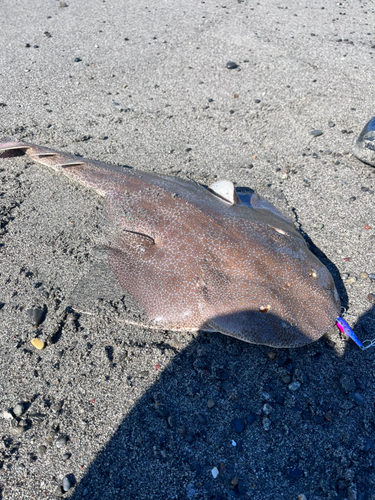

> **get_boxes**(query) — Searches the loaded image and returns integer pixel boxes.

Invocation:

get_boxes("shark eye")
[259,305,271,313]
[309,270,318,278]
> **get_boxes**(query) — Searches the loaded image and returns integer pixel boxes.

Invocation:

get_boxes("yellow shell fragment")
[31,338,45,350]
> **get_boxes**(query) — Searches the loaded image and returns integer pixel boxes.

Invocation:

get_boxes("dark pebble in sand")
[229,110,234,114]
[27,307,45,327]
[246,412,257,424]
[350,391,364,406]
[328,121,335,127]
[226,61,238,69]
[231,418,246,433]
[208,98,214,102]
[254,99,261,103]
[367,293,375,303]
[74,57,82,62]
[310,130,323,137]
[368,274,375,282]
[290,468,304,478]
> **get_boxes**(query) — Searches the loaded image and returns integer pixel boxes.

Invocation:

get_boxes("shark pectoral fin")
[208,180,241,205]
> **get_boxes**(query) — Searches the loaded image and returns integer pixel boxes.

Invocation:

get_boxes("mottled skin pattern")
[0,138,341,347]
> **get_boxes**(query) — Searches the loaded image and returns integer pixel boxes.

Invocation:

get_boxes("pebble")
[206,398,215,409]
[37,445,47,457]
[246,412,257,424]
[298,495,307,500]
[211,467,219,478]
[310,129,323,137]
[360,272,369,279]
[13,403,24,417]
[55,435,68,448]
[226,61,238,69]
[2,410,14,420]
[350,391,364,406]
[254,99,261,103]
[262,417,271,431]
[268,351,276,360]
[282,374,292,384]
[62,452,71,461]
[290,468,304,478]
[74,57,82,62]
[231,418,246,433]
[27,307,45,326]
[62,475,74,492]
[367,294,375,304]
[11,426,25,436]
[288,381,301,391]
[31,338,45,350]
[369,273,375,282]
[328,121,335,127]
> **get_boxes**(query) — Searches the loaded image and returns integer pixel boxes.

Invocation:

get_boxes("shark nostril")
[309,269,318,278]
[259,305,271,313]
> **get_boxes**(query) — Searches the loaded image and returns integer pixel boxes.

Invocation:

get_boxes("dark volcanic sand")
[0,0,375,499]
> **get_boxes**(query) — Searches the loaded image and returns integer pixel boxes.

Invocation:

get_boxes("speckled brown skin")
[0,138,341,347]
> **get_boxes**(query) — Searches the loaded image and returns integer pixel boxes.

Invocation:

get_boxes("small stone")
[290,468,304,478]
[360,272,369,279]
[328,121,335,127]
[55,435,68,448]
[346,277,356,284]
[262,417,271,431]
[246,412,257,424]
[310,129,323,137]
[211,467,219,478]
[11,426,25,436]
[367,293,375,304]
[263,403,272,415]
[206,398,215,409]
[288,381,301,391]
[282,374,291,384]
[226,61,238,69]
[231,418,245,433]
[2,410,14,420]
[62,475,74,492]
[37,445,47,457]
[298,494,307,500]
[350,391,364,406]
[59,1,68,6]
[44,31,52,38]
[368,274,375,282]
[74,57,82,62]
[27,307,45,327]
[31,338,45,350]
[13,403,25,417]
[268,351,276,360]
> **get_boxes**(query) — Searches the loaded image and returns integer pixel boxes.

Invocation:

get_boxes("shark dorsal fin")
[208,180,241,205]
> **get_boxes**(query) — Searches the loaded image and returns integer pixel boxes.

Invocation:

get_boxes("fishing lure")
[336,317,364,349]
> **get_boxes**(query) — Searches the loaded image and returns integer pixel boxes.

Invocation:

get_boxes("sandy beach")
[0,0,375,498]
